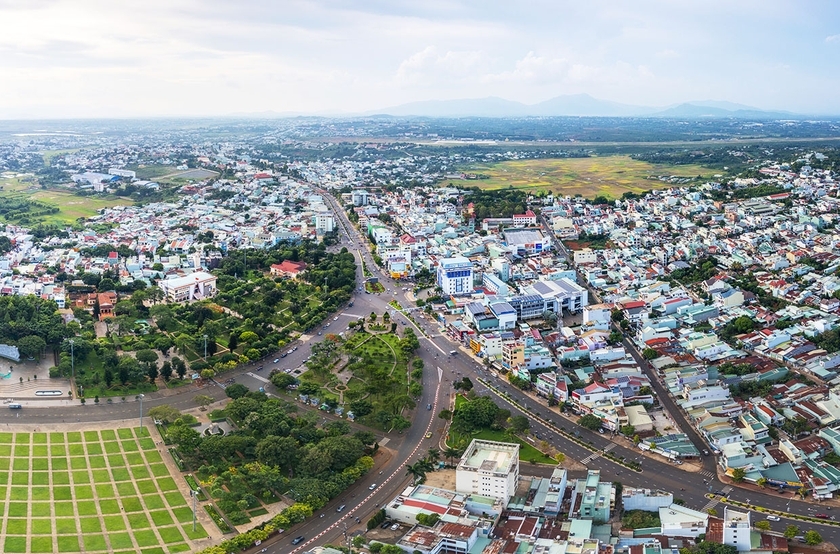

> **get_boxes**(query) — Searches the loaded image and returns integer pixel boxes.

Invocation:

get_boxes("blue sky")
[1,0,839,118]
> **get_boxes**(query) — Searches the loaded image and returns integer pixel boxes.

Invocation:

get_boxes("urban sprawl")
[2,133,840,554]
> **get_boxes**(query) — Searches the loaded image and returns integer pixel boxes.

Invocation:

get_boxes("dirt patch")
[423,469,456,490]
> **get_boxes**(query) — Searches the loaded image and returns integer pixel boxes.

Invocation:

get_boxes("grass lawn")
[4,537,26,553]
[137,480,157,494]
[0,176,133,226]
[89,455,107,467]
[54,502,74,516]
[56,535,80,553]
[122,496,144,512]
[144,495,166,510]
[55,518,77,534]
[449,428,557,465]
[81,517,102,533]
[30,536,53,553]
[83,535,108,552]
[0,429,205,553]
[108,532,133,549]
[456,155,723,198]
[54,486,72,500]
[99,499,121,514]
[151,510,174,526]
[183,524,209,540]
[159,527,185,544]
[172,507,195,524]
[6,518,27,533]
[31,503,51,517]
[103,516,126,532]
[127,512,151,529]
[31,518,52,533]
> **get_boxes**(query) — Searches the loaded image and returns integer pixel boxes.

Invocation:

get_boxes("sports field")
[0,427,208,553]
[457,155,721,198]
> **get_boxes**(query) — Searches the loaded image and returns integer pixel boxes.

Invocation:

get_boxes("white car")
[766,515,781,521]
[369,483,377,490]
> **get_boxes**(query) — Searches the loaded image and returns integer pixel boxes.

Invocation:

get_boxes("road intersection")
[4,191,838,552]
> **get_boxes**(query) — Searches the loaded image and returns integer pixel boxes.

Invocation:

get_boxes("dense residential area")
[3,128,840,553]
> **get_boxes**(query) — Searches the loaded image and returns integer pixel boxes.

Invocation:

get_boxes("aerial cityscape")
[2,2,840,554]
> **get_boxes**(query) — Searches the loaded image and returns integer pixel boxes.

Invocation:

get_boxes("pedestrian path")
[580,443,617,464]
[701,497,719,512]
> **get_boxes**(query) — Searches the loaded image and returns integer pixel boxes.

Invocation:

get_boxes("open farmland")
[0,177,132,225]
[455,155,724,198]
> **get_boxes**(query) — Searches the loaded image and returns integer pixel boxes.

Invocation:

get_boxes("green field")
[0,176,132,225]
[0,427,206,554]
[457,155,723,198]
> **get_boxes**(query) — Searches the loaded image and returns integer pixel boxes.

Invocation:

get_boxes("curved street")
[4,190,838,552]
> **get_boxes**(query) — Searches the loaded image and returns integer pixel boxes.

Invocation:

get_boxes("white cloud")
[396,46,489,85]
[0,0,838,116]
[656,49,680,59]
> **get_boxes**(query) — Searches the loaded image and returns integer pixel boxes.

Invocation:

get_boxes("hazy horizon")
[2,0,839,119]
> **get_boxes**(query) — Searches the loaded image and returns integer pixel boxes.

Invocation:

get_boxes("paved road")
[5,193,838,552]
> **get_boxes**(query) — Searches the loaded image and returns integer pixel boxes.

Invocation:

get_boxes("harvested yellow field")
[457,155,720,199]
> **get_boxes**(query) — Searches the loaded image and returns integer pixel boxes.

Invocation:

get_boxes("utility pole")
[203,335,208,360]
[343,522,352,554]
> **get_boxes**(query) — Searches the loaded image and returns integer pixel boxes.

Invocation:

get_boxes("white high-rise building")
[437,256,474,296]
[722,507,751,551]
[314,213,335,234]
[455,439,519,505]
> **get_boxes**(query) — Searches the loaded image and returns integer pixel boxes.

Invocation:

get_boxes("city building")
[437,257,474,296]
[569,470,615,522]
[455,439,519,504]
[158,271,218,302]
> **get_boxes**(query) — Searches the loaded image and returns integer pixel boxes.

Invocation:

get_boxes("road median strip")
[478,377,643,472]
[706,494,840,527]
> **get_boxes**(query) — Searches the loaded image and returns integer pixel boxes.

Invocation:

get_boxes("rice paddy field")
[457,155,722,198]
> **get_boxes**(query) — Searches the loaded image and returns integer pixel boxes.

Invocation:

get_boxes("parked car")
[390,523,400,531]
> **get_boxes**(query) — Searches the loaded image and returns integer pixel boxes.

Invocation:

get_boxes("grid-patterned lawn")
[0,428,207,553]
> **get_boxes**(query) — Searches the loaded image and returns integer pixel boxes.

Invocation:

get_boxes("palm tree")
[443,447,462,466]
[426,448,441,465]
[405,462,427,484]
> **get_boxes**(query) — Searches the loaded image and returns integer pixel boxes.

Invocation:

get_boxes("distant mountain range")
[368,94,798,119]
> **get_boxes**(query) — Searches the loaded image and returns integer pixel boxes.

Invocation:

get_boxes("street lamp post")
[138,394,145,430]
[69,339,75,395]
[203,335,208,360]
[191,489,198,531]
